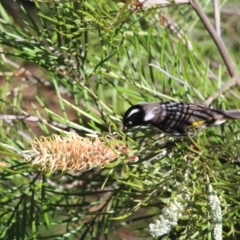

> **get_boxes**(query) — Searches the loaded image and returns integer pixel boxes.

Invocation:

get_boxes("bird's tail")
[224,110,240,119]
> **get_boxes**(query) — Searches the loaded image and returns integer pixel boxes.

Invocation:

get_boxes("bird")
[122,101,240,136]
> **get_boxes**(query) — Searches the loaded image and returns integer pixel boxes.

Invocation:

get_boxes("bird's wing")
[187,104,226,127]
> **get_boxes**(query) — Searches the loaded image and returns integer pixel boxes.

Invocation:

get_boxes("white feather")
[144,110,155,121]
[127,108,140,118]
[213,120,226,125]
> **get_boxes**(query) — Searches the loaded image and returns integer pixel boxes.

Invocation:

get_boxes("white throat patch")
[127,108,141,118]
[144,110,155,121]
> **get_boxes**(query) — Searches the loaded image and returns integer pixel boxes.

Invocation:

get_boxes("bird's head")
[122,105,145,131]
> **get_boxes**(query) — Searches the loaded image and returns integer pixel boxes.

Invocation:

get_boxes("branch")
[203,75,240,106]
[190,0,237,78]
[213,0,221,36]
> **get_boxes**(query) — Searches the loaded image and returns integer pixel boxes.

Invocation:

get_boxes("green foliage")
[0,0,240,239]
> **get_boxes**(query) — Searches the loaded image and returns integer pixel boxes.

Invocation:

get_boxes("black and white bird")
[123,102,240,136]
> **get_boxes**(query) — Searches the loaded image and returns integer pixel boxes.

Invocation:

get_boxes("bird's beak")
[122,126,128,132]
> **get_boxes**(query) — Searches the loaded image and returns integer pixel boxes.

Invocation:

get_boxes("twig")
[138,0,189,8]
[221,8,240,17]
[149,63,204,100]
[157,12,218,82]
[0,99,98,135]
[0,142,32,159]
[213,0,221,36]
[0,50,50,86]
[203,75,240,106]
[139,0,239,105]
[190,0,237,78]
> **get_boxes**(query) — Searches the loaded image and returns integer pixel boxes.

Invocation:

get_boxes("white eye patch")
[127,108,141,118]
[144,111,155,121]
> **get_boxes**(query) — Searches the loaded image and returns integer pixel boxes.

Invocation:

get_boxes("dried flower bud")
[26,132,137,173]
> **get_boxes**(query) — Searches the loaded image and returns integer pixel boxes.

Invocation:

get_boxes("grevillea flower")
[208,184,222,240]
[149,186,190,237]
[26,132,137,174]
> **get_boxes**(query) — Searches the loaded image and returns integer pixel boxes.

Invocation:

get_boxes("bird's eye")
[128,121,133,126]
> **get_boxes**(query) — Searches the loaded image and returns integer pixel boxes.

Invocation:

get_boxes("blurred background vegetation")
[0,0,240,239]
